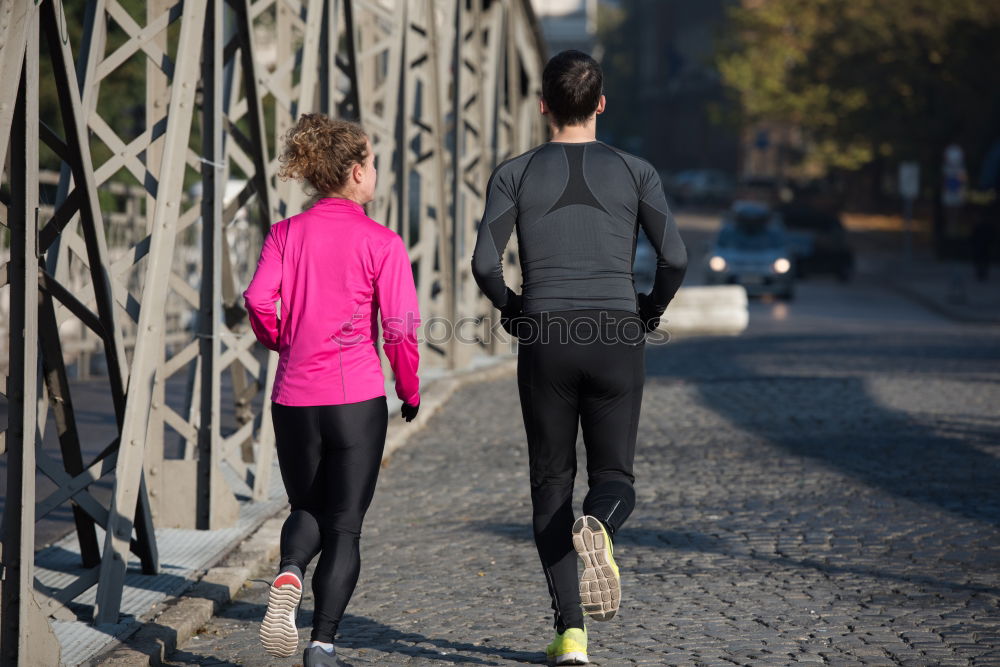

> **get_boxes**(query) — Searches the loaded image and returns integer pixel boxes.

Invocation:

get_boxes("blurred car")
[778,203,854,281]
[704,201,796,299]
[632,233,656,294]
[668,169,735,206]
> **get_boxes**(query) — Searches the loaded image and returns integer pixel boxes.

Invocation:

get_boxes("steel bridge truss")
[0,0,545,662]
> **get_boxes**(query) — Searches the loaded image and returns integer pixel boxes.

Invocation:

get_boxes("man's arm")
[471,166,519,314]
[637,168,688,318]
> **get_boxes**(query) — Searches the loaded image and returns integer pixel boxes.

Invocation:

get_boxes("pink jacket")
[243,197,421,407]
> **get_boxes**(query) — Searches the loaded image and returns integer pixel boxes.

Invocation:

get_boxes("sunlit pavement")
[159,224,1000,665]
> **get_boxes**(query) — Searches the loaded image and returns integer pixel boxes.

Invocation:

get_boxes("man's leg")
[574,327,645,621]
[518,336,586,633]
[579,334,644,534]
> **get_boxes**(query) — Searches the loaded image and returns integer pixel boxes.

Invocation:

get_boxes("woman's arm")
[375,234,421,406]
[243,221,286,351]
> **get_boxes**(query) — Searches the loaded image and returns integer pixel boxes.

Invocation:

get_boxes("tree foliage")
[39,0,153,177]
[718,0,1000,173]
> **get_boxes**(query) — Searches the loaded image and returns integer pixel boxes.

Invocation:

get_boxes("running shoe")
[259,570,303,657]
[572,515,620,621]
[545,626,588,665]
[303,644,344,666]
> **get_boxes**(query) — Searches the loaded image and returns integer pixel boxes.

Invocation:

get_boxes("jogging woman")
[244,114,421,667]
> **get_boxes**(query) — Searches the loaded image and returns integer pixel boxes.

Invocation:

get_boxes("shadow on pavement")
[471,522,1000,599]
[208,598,542,665]
[336,614,544,665]
[646,331,1000,528]
[623,528,1000,597]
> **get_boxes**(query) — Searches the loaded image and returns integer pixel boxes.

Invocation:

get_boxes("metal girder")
[0,7,62,664]
[350,0,404,233]
[0,1,33,165]
[93,0,208,623]
[0,0,547,655]
[401,0,458,365]
[2,3,160,659]
[453,0,503,363]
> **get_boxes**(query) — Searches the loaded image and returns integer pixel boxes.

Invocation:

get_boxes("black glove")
[499,289,523,336]
[635,292,663,334]
[401,401,419,422]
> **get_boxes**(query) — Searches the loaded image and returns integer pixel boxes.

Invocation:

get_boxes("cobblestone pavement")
[166,284,1000,666]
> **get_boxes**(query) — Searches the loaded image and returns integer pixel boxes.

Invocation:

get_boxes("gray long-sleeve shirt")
[471,140,688,315]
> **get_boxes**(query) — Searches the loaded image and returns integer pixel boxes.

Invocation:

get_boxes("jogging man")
[471,50,688,665]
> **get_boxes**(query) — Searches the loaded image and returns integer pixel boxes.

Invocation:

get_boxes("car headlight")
[773,257,791,274]
[709,256,727,272]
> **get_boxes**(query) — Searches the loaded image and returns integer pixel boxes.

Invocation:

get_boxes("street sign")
[899,161,920,200]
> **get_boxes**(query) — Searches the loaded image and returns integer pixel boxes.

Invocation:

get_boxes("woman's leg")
[263,403,327,658]
[309,395,388,643]
[271,403,325,573]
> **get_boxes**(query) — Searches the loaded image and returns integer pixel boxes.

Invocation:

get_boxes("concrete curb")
[662,285,749,337]
[89,356,517,666]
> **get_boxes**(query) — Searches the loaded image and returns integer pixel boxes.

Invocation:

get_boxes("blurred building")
[529,0,742,180]
[531,0,599,56]
[596,0,740,176]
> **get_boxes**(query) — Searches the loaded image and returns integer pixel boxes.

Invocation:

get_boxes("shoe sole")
[259,581,301,657]
[572,515,620,621]
[550,651,589,665]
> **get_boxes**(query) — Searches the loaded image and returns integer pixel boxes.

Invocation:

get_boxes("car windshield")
[781,207,841,231]
[717,224,785,251]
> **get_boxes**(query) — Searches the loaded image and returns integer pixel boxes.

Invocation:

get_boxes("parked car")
[632,233,656,294]
[668,169,735,206]
[778,203,854,281]
[705,201,796,299]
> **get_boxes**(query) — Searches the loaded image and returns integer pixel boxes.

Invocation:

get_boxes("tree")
[718,0,1000,178]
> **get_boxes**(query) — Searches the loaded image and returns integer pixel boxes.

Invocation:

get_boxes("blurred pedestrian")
[243,114,421,667]
[942,142,968,239]
[974,138,1000,281]
[471,50,687,665]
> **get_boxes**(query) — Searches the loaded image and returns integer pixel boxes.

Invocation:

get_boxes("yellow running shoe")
[545,626,588,665]
[572,515,620,621]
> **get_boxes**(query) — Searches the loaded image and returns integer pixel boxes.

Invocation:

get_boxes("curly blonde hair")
[277,114,369,196]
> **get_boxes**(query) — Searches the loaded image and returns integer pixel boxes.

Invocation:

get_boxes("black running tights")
[271,396,388,643]
[516,310,643,633]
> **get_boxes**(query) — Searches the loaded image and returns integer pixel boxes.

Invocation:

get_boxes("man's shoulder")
[595,141,656,175]
[491,144,547,180]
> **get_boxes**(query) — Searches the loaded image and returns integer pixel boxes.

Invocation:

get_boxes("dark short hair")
[542,50,603,128]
